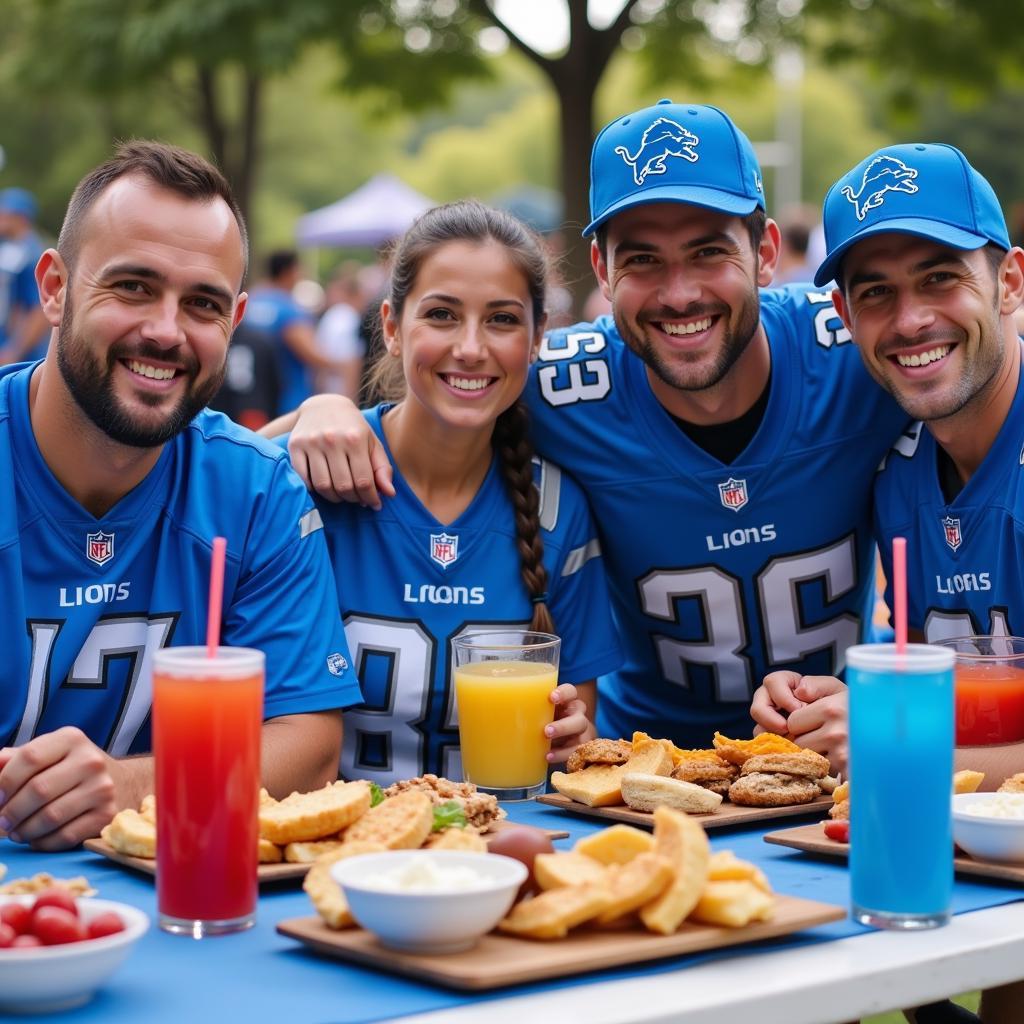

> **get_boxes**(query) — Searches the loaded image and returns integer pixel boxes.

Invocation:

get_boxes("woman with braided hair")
[266,201,620,786]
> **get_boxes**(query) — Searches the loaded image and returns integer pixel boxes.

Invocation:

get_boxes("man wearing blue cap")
[0,187,50,365]
[278,99,909,750]
[753,141,1024,1024]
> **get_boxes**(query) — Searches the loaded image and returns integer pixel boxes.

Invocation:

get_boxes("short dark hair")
[594,207,767,263]
[57,140,248,279]
[267,249,300,280]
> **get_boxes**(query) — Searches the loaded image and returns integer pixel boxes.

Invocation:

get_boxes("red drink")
[153,647,264,935]
[955,663,1024,745]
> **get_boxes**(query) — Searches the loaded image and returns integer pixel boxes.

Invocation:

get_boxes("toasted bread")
[259,781,371,845]
[342,789,433,849]
[551,764,626,807]
[621,772,723,815]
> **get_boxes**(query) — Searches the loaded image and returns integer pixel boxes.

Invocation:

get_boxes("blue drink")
[847,643,954,929]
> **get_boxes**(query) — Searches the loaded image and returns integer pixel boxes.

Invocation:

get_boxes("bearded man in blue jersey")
[278,100,909,750]
[0,142,361,851]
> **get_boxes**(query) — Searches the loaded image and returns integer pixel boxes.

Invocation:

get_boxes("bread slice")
[551,764,627,807]
[620,772,723,815]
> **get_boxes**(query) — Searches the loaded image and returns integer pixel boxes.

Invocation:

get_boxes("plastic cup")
[153,646,264,937]
[452,631,560,801]
[847,642,954,929]
[935,636,1024,746]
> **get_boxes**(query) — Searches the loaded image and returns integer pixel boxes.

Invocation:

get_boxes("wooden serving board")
[536,792,834,831]
[82,821,568,885]
[763,822,1024,885]
[277,893,844,990]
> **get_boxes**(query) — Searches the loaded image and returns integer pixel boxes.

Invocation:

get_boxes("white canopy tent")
[296,174,434,248]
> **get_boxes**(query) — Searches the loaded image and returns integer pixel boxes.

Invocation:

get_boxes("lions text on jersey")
[314,405,622,786]
[874,357,1024,640]
[524,286,910,746]
[0,362,361,756]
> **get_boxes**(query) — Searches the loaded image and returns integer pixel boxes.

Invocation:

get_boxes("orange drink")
[452,631,560,800]
[153,646,264,936]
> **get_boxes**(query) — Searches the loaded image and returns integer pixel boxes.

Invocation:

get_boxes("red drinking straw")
[206,536,227,658]
[892,536,908,654]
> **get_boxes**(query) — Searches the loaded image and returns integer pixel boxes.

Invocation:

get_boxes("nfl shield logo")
[430,532,459,568]
[86,530,114,566]
[942,515,962,552]
[718,477,748,512]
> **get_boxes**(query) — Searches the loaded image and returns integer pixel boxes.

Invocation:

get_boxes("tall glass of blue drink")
[847,642,955,929]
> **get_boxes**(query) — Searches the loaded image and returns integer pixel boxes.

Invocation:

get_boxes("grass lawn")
[864,992,980,1022]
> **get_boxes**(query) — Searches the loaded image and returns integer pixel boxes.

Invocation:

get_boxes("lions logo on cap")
[615,117,699,187]
[842,155,919,222]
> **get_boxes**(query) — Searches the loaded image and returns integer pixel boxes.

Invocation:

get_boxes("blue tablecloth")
[1,802,1020,1023]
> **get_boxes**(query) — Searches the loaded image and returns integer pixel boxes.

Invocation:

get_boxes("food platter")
[763,822,1024,885]
[82,820,569,885]
[536,793,834,831]
[276,893,844,990]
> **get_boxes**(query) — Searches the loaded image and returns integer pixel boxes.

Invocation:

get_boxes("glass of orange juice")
[936,636,1024,746]
[152,646,264,937]
[452,630,560,800]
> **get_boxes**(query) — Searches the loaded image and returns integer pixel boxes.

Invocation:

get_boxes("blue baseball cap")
[0,187,38,220]
[584,99,765,236]
[814,143,1009,286]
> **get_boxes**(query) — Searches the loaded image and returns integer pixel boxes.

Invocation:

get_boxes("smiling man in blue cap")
[0,187,50,365]
[754,141,1024,1024]
[280,98,909,753]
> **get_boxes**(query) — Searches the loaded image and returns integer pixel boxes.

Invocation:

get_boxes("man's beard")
[614,294,761,394]
[56,297,224,448]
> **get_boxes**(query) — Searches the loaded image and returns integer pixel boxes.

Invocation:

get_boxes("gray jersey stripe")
[561,538,601,577]
[299,508,324,538]
[537,458,561,532]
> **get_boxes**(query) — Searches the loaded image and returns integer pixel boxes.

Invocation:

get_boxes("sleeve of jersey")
[222,458,362,719]
[545,474,623,684]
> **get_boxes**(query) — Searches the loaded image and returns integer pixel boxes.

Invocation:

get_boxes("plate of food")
[536,732,836,831]
[763,772,1024,885]
[277,806,844,990]
[84,774,567,883]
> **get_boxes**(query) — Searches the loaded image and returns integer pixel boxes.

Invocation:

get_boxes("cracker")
[712,731,802,766]
[639,807,710,935]
[259,780,371,844]
[342,789,433,849]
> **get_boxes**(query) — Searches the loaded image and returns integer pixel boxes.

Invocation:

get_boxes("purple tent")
[296,174,434,248]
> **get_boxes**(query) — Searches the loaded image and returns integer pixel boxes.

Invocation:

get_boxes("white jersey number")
[537,330,612,407]
[639,535,860,701]
[340,616,526,784]
[21,614,176,756]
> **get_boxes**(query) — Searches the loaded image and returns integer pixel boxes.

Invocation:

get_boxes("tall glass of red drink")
[936,636,1024,746]
[153,646,264,937]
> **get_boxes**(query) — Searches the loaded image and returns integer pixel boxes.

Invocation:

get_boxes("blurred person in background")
[772,204,818,286]
[246,249,353,416]
[208,320,281,430]
[0,188,50,365]
[315,260,368,401]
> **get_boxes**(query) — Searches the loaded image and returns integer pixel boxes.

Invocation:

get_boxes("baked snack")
[740,750,830,780]
[640,806,711,934]
[954,770,985,794]
[341,789,433,849]
[573,824,654,865]
[534,851,607,890]
[621,772,723,814]
[828,798,850,820]
[595,852,675,925]
[259,781,371,845]
[690,880,774,927]
[423,827,488,852]
[100,808,157,858]
[498,879,611,940]
[728,772,821,807]
[565,738,632,773]
[998,773,1024,794]
[303,840,387,930]
[672,758,738,796]
[258,838,284,863]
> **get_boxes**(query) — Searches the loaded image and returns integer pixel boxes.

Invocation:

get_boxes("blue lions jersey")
[0,362,361,756]
[244,285,315,416]
[523,286,910,746]
[314,405,622,786]
[874,357,1024,639]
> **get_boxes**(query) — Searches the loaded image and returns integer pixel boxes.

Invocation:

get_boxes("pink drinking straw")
[892,536,908,655]
[206,537,227,659]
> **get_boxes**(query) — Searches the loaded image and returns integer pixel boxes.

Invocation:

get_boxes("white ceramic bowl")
[0,894,149,1014]
[330,849,527,954]
[952,792,1024,864]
